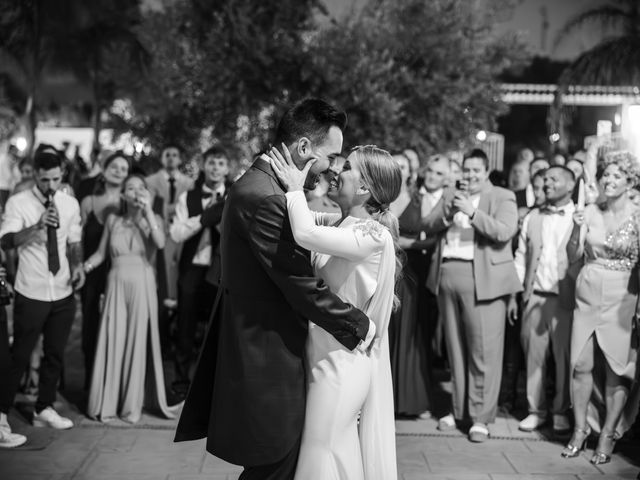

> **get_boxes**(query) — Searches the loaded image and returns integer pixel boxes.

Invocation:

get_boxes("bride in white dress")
[265,144,401,480]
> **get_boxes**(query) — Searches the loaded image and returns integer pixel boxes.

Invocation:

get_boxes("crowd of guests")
[0,142,228,447]
[384,143,640,464]
[0,135,639,468]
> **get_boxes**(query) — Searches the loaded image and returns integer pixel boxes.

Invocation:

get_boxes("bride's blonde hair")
[350,145,404,310]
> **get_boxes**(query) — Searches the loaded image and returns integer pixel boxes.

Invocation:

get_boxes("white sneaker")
[553,414,571,433]
[437,413,456,431]
[32,407,73,429]
[0,429,27,448]
[518,413,547,432]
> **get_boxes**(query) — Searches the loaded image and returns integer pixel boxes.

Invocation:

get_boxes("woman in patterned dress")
[562,151,640,464]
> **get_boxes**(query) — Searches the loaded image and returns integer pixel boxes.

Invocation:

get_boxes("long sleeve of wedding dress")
[286,190,398,480]
[285,191,385,260]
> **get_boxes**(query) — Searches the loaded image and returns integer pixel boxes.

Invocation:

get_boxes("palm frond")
[558,35,640,85]
[554,5,629,48]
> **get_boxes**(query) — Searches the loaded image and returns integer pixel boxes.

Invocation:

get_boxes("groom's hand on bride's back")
[355,319,377,353]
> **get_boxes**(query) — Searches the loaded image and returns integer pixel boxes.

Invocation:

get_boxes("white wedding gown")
[285,191,397,480]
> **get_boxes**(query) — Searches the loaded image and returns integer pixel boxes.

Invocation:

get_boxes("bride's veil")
[358,232,397,480]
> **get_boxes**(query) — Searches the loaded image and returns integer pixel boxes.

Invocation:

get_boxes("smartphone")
[455,180,463,190]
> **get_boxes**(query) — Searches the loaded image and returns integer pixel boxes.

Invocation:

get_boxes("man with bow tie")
[169,146,230,399]
[510,165,578,434]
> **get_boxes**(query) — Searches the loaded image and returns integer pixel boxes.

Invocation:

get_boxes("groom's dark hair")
[274,98,347,147]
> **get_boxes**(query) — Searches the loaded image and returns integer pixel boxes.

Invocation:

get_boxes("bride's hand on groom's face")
[261,144,317,192]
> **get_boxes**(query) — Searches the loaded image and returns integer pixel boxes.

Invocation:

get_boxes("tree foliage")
[52,0,150,146]
[555,0,640,85]
[130,0,528,157]
[307,0,529,153]
[129,0,326,154]
[0,0,150,150]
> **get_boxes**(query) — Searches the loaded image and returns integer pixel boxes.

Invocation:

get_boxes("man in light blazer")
[146,144,194,303]
[422,148,521,443]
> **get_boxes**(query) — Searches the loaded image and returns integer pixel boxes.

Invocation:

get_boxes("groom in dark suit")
[175,98,373,479]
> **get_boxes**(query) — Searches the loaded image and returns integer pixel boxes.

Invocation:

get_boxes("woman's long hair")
[350,145,405,310]
[93,151,132,196]
[119,173,149,216]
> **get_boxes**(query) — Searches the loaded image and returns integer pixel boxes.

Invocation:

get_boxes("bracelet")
[83,261,94,273]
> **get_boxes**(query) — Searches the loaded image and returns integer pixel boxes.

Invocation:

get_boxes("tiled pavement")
[1,303,638,479]
[1,406,639,480]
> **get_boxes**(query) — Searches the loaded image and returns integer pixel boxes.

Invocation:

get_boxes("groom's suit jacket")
[174,158,370,466]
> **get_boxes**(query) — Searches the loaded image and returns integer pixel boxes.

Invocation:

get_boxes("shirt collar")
[554,201,575,213]
[162,169,178,181]
[419,186,443,199]
[32,185,55,203]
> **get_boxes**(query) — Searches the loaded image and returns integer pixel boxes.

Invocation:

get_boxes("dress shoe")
[552,414,571,434]
[32,407,73,429]
[468,423,489,443]
[437,413,456,431]
[518,413,546,432]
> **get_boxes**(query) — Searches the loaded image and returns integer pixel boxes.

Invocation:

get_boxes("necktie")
[169,176,176,204]
[45,196,60,274]
[541,206,565,215]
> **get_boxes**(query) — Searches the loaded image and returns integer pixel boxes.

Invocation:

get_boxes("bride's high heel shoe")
[590,431,618,465]
[561,427,591,458]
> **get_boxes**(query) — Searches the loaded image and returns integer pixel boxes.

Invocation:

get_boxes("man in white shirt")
[0,149,85,447]
[509,166,577,434]
[169,146,229,398]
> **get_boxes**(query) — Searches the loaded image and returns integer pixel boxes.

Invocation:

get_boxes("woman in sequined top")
[562,151,640,464]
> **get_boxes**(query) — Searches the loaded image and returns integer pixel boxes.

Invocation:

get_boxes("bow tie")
[541,206,566,215]
[202,191,222,200]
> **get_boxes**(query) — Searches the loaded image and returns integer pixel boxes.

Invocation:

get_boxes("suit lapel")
[477,181,493,213]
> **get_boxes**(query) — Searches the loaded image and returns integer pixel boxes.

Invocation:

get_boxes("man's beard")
[303,172,320,191]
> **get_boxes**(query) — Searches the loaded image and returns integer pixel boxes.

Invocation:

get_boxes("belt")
[533,290,558,297]
[442,258,472,263]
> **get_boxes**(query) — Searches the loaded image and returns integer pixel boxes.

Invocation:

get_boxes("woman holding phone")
[84,174,180,423]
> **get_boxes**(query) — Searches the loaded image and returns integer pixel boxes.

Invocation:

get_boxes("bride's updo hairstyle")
[350,145,404,308]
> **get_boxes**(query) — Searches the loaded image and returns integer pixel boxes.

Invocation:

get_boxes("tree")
[0,0,149,153]
[555,0,640,85]
[128,0,326,155]
[549,1,640,147]
[0,0,59,154]
[53,0,150,149]
[127,0,528,159]
[307,0,530,154]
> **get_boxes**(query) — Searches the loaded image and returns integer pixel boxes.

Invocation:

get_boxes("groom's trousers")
[239,434,301,480]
